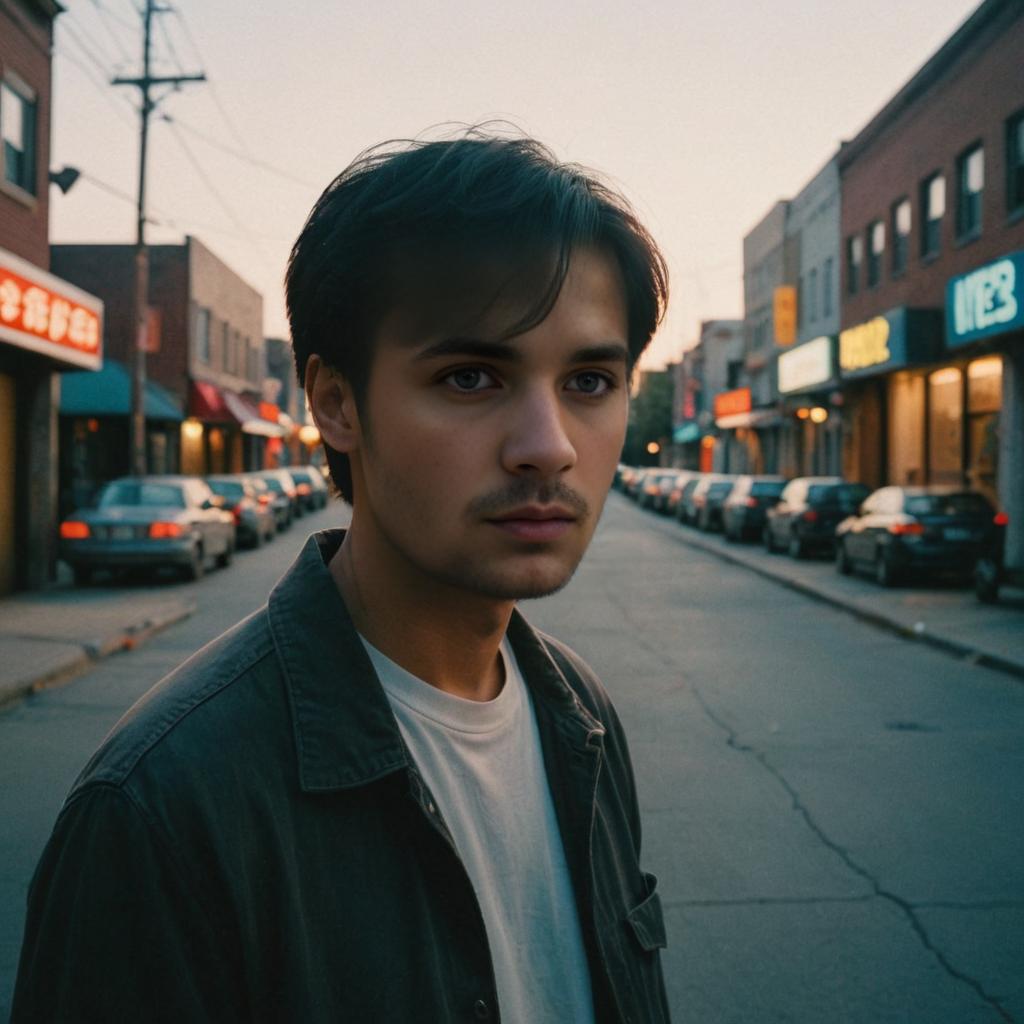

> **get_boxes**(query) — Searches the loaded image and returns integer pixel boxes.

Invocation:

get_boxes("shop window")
[920,172,945,258]
[891,198,911,275]
[823,257,833,318]
[1007,109,1024,217]
[867,220,884,287]
[956,144,984,240]
[1,79,37,195]
[927,367,962,485]
[888,372,924,486]
[966,356,1001,506]
[846,235,862,294]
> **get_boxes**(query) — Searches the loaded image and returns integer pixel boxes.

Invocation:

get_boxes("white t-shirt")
[361,636,595,1024]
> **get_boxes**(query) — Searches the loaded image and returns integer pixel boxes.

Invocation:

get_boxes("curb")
[646,513,1024,684]
[0,599,197,709]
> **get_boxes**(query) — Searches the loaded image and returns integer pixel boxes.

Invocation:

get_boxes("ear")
[305,354,361,453]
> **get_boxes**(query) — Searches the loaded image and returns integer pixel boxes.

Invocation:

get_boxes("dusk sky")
[49,0,981,370]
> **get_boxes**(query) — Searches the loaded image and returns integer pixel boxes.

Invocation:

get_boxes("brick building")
[837,0,1024,563]
[0,0,103,593]
[52,237,277,510]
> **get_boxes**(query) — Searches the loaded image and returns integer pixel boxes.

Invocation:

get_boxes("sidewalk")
[0,581,195,707]
[646,509,1024,681]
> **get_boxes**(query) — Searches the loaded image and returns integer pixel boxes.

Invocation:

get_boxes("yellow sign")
[773,286,797,347]
[840,317,891,371]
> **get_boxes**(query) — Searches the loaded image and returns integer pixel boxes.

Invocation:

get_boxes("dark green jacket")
[13,531,669,1023]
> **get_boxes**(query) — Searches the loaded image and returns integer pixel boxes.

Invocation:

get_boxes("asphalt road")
[2,492,1022,1022]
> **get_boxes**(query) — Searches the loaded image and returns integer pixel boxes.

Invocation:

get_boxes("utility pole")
[113,0,204,476]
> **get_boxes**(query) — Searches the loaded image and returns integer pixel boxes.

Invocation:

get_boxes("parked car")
[207,475,277,548]
[247,472,292,531]
[59,475,235,583]
[288,466,329,512]
[625,467,650,500]
[973,509,1013,602]
[722,476,787,541]
[665,470,699,518]
[258,468,303,520]
[680,473,730,527]
[836,486,1001,587]
[638,469,679,512]
[674,476,705,524]
[696,476,739,532]
[763,477,870,558]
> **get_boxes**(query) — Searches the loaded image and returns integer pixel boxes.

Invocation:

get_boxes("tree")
[623,370,674,465]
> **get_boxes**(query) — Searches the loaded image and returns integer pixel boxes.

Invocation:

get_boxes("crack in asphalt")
[665,895,874,909]
[693,687,1015,1023]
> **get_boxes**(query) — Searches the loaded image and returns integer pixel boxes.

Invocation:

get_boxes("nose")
[500,387,577,477]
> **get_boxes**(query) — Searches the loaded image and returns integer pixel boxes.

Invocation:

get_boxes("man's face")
[348,246,630,602]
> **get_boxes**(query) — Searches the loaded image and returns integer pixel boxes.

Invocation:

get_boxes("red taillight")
[231,503,244,525]
[744,497,758,509]
[994,512,1009,526]
[888,521,925,536]
[149,521,184,539]
[60,521,90,539]
[802,509,818,522]
[258,493,271,505]
[296,483,311,495]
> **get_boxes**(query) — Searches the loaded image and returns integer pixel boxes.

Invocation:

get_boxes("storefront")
[712,386,781,474]
[0,245,103,592]
[776,335,843,477]
[838,307,942,489]
[945,249,1024,566]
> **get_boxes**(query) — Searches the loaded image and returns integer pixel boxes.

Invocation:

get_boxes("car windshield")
[261,477,284,494]
[99,481,185,508]
[291,471,311,484]
[708,482,734,497]
[751,481,785,498]
[905,493,993,517]
[208,481,245,499]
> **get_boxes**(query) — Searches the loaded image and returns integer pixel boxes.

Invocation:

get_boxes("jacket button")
[473,998,491,1019]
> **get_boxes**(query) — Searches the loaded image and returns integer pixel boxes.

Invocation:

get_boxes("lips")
[488,506,578,541]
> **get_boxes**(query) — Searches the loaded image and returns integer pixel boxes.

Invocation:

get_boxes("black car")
[722,476,787,541]
[763,477,870,558]
[637,470,680,512]
[836,486,1001,587]
[696,477,739,532]
[287,467,329,512]
[674,476,705,524]
[207,475,276,548]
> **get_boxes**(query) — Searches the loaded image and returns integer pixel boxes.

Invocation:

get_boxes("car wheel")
[875,552,898,587]
[216,539,234,569]
[788,532,805,559]
[974,558,1000,604]
[836,539,852,575]
[183,546,205,581]
[72,565,92,586]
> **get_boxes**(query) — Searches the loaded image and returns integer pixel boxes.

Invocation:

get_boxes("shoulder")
[532,628,617,724]
[70,607,281,802]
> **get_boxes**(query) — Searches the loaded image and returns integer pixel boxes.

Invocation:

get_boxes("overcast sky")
[49,0,981,370]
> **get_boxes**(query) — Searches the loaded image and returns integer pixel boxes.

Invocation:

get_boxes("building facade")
[0,0,103,593]
[838,0,1024,562]
[52,237,277,508]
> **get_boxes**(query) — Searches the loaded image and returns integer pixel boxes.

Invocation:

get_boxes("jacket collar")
[267,529,602,792]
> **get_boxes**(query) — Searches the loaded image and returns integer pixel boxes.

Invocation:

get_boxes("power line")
[88,0,138,33]
[59,20,117,79]
[54,45,138,130]
[161,114,319,189]
[87,0,136,64]
[154,8,187,76]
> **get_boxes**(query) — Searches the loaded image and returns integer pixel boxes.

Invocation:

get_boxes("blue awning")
[59,359,183,421]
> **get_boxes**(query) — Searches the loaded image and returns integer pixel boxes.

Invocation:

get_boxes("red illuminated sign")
[0,247,103,370]
[713,387,752,418]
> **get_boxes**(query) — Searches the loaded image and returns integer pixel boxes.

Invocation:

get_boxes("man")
[13,129,671,1023]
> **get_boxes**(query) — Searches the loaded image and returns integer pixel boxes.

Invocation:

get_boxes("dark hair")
[286,125,668,502]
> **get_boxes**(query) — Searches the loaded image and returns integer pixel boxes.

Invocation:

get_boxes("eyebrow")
[413,337,630,365]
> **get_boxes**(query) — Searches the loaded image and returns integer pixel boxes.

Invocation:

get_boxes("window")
[846,235,862,294]
[195,307,211,364]
[891,198,911,275]
[921,172,945,258]
[808,268,818,323]
[928,367,963,485]
[1,79,37,194]
[956,144,984,239]
[1008,110,1024,215]
[823,258,833,318]
[867,220,885,287]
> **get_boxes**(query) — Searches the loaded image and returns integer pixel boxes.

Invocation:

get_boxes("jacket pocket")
[625,871,667,952]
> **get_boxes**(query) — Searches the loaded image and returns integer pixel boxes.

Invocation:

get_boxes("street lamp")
[646,441,660,455]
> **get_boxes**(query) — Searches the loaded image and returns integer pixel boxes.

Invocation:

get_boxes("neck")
[329,522,513,702]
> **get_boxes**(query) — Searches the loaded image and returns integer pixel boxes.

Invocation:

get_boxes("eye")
[566,371,614,396]
[443,367,497,392]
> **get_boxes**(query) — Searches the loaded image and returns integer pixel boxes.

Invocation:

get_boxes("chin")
[449,555,580,602]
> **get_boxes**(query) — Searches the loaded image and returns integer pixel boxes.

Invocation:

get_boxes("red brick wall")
[840,6,1024,328]
[0,1,53,268]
